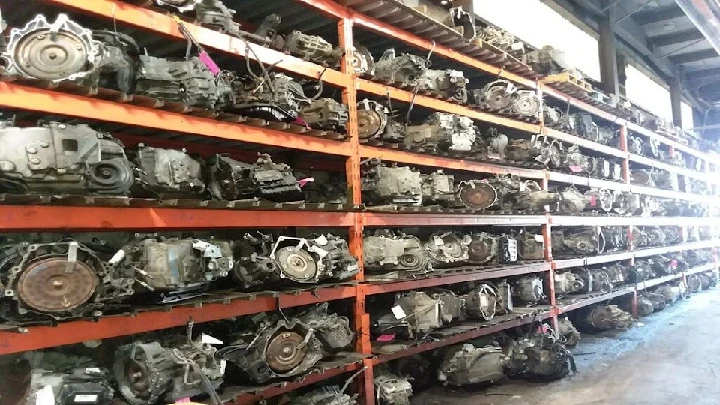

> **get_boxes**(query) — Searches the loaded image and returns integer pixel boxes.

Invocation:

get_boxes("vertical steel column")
[619,123,637,316]
[543,215,558,330]
[339,16,374,405]
[670,68,684,128]
[598,0,620,95]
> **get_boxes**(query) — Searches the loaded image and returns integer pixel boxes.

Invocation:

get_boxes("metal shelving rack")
[1,0,719,404]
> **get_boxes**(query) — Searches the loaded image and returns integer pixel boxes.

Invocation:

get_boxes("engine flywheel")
[468,240,493,263]
[512,94,540,117]
[630,170,652,186]
[15,257,98,313]
[458,182,497,210]
[275,247,318,282]
[266,330,308,373]
[485,87,514,111]
[357,108,387,139]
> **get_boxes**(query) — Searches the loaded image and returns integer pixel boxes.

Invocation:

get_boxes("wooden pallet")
[541,71,593,97]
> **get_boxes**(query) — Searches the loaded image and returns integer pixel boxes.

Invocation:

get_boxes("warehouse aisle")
[412,290,720,405]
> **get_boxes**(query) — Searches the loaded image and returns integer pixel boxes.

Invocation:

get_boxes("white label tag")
[519,182,526,191]
[391,305,407,319]
[84,368,102,374]
[511,42,524,51]
[534,234,544,242]
[201,333,224,345]
[35,386,55,405]
[480,294,489,308]
[73,395,99,403]
[433,236,444,245]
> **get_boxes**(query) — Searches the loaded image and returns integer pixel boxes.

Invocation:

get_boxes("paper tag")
[201,333,224,345]
[72,395,99,403]
[377,334,396,342]
[568,165,583,173]
[35,386,54,405]
[391,305,407,319]
[534,234,544,242]
[480,294,489,308]
[511,42,524,51]
[519,182,526,191]
[84,368,102,374]
[433,236,445,245]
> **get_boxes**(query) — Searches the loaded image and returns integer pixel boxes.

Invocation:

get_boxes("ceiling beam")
[650,28,705,47]
[669,48,718,64]
[686,67,720,81]
[632,4,686,25]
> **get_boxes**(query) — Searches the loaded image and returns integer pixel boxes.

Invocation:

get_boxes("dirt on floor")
[411,288,720,405]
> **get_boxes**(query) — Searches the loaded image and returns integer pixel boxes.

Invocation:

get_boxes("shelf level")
[556,287,634,314]
[363,212,547,226]
[0,285,357,355]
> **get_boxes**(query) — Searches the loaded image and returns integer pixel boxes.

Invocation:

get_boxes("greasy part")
[16,258,97,313]
[266,330,307,373]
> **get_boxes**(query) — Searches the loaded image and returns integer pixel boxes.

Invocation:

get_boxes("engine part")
[349,45,374,76]
[628,260,652,283]
[373,49,428,86]
[404,113,476,153]
[374,291,463,338]
[644,138,661,158]
[445,7,476,40]
[218,316,323,383]
[511,90,542,118]
[456,180,499,210]
[476,80,516,112]
[465,283,498,321]
[635,295,655,317]
[363,232,429,275]
[466,233,516,264]
[0,121,134,195]
[130,145,205,199]
[596,126,615,146]
[230,73,307,121]
[526,46,568,75]
[602,262,628,285]
[281,30,343,66]
[651,171,678,191]
[232,232,282,289]
[557,317,580,347]
[299,98,349,132]
[505,331,574,381]
[437,344,505,386]
[505,137,562,168]
[479,25,516,51]
[687,274,701,294]
[135,55,231,108]
[518,232,545,261]
[585,189,614,212]
[420,171,457,207]
[417,69,469,103]
[293,386,358,405]
[207,154,303,202]
[543,106,564,128]
[661,226,683,245]
[575,305,632,331]
[511,276,546,306]
[85,30,138,92]
[601,227,628,251]
[272,235,359,283]
[570,114,600,142]
[562,145,593,174]
[295,170,347,204]
[3,13,100,82]
[573,268,613,293]
[362,160,422,206]
[552,228,604,257]
[554,271,584,297]
[698,272,716,290]
[632,227,649,247]
[0,240,132,321]
[357,99,397,142]
[655,284,683,303]
[374,372,413,405]
[25,353,115,405]
[626,135,643,155]
[644,227,666,247]
[424,232,471,268]
[556,187,590,213]
[114,236,233,293]
[513,188,559,212]
[296,303,354,352]
[630,170,654,187]
[115,338,224,405]
[642,291,667,311]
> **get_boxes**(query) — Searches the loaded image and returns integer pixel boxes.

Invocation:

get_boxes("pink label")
[670,260,678,268]
[294,116,310,128]
[589,195,597,206]
[377,334,396,342]
[199,51,221,76]
[174,399,191,403]
[297,177,315,187]
[568,165,583,173]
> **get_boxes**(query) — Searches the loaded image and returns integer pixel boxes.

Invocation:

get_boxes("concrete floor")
[412,288,720,405]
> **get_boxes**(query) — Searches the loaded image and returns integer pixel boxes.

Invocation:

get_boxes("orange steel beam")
[0,83,351,156]
[39,0,348,87]
[363,213,546,227]
[360,146,545,179]
[0,206,355,231]
[0,285,357,355]
[544,128,627,159]
[542,87,618,122]
[358,79,542,133]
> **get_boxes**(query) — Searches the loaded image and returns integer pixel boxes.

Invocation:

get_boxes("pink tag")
[297,177,315,188]
[589,195,597,206]
[568,165,583,173]
[174,399,191,403]
[670,260,678,268]
[377,334,396,342]
[294,116,310,129]
[199,51,221,76]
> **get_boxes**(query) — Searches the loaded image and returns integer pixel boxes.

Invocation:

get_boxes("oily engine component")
[232,233,358,288]
[511,276,546,306]
[572,268,613,293]
[293,386,358,405]
[404,113,477,153]
[356,99,404,142]
[0,239,133,321]
[135,55,231,109]
[475,80,541,119]
[374,372,413,405]
[467,232,518,265]
[207,154,303,202]
[111,236,234,293]
[552,228,605,257]
[464,283,499,321]
[280,30,343,66]
[575,305,633,332]
[230,73,308,121]
[505,331,575,381]
[298,98,349,132]
[130,145,205,199]
[437,344,505,386]
[0,121,134,195]
[554,271,584,297]
[21,352,115,405]
[362,160,422,206]
[557,317,580,347]
[373,291,463,339]
[424,232,471,268]
[363,232,429,275]
[217,315,323,383]
[296,303,355,353]
[517,232,545,261]
[114,338,224,405]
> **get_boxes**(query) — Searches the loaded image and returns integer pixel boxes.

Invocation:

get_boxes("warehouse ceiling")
[548,0,720,108]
